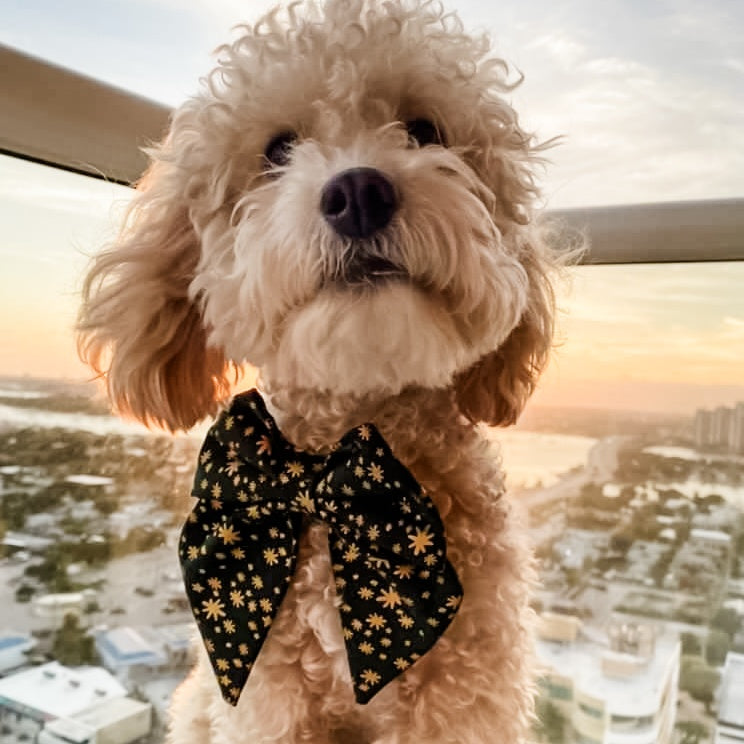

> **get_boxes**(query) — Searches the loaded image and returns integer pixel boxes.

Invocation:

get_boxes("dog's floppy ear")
[454,233,556,427]
[78,156,232,432]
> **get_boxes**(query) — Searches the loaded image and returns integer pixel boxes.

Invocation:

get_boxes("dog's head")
[79,0,561,431]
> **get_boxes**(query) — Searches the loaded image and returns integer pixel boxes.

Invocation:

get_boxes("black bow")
[179,390,462,705]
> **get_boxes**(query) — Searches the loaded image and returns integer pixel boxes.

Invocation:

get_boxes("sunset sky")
[1,0,743,413]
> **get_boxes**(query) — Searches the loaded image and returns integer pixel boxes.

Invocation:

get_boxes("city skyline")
[694,402,744,453]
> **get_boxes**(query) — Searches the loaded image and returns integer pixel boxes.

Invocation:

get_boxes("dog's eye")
[406,118,445,147]
[264,131,297,168]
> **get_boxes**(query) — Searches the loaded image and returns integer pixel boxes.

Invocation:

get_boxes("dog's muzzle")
[321,167,397,239]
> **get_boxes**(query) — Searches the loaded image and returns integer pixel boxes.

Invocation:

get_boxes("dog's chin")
[261,282,497,398]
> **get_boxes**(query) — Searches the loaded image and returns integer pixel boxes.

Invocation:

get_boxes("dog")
[78,1,564,741]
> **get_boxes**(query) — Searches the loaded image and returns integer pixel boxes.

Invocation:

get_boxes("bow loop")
[179,391,462,706]
[313,424,446,569]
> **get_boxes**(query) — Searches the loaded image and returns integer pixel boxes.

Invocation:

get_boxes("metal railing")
[2,43,742,265]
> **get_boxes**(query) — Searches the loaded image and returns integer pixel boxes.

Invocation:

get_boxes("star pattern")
[179,390,462,706]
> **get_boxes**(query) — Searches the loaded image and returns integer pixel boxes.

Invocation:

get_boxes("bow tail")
[327,540,463,704]
[179,511,304,705]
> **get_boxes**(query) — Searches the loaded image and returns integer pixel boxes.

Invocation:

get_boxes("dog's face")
[79,0,559,431]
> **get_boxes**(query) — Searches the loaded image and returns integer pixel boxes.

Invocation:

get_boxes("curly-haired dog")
[78,1,563,742]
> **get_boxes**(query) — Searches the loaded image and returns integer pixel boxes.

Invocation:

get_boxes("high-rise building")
[730,403,744,454]
[694,403,744,453]
[535,615,680,744]
[694,409,714,448]
[712,407,734,447]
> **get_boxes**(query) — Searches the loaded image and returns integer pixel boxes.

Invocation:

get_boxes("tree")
[676,721,709,744]
[534,699,567,744]
[712,607,741,640]
[25,548,74,593]
[680,656,720,710]
[610,532,633,554]
[706,628,731,666]
[15,583,36,603]
[51,613,98,666]
[114,526,167,556]
[680,632,702,656]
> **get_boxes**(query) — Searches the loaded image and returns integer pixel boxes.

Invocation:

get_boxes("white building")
[39,697,151,744]
[694,409,714,448]
[33,590,98,622]
[535,615,680,744]
[2,530,54,552]
[689,528,733,550]
[0,661,149,742]
[96,627,167,674]
[96,623,193,678]
[712,407,734,447]
[716,652,744,744]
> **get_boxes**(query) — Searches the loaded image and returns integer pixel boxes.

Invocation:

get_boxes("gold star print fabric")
[179,390,463,705]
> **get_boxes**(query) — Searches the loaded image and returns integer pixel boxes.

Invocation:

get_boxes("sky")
[4,0,743,207]
[1,0,743,414]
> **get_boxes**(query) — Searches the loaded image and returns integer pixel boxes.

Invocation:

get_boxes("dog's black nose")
[320,167,397,239]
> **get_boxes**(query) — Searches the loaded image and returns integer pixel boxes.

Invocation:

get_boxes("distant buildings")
[96,623,192,679]
[694,403,744,453]
[535,615,680,744]
[553,529,610,571]
[39,698,151,744]
[33,590,99,622]
[94,623,193,727]
[0,661,151,743]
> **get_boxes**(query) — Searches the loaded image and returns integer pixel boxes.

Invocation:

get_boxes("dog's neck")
[259,382,460,454]
[259,381,505,524]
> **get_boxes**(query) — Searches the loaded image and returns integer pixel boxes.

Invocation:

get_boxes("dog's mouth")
[339,254,408,287]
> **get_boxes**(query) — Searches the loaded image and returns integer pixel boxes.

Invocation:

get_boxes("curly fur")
[78,1,566,741]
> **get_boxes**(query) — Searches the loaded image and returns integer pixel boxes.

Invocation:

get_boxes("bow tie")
[179,390,462,705]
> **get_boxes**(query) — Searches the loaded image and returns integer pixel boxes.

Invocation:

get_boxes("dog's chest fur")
[259,387,509,711]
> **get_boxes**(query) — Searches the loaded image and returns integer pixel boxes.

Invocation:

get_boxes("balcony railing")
[2,42,742,265]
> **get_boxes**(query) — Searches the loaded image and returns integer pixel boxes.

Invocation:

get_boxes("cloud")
[146,0,281,30]
[3,0,743,207]
[526,33,587,70]
[479,1,744,207]
[548,262,744,388]
[723,316,744,339]
[722,58,744,74]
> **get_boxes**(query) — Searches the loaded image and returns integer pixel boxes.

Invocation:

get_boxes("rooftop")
[96,623,193,668]
[72,696,151,729]
[0,633,33,652]
[97,627,165,667]
[40,698,151,744]
[689,528,732,544]
[0,662,126,719]
[65,474,114,487]
[536,624,679,717]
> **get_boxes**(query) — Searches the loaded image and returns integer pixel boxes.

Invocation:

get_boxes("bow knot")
[179,390,462,705]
